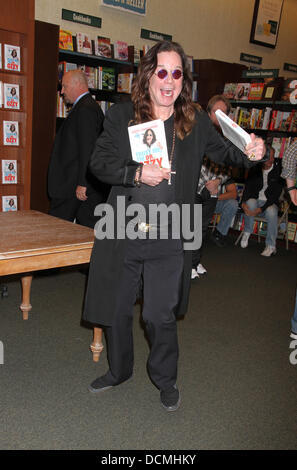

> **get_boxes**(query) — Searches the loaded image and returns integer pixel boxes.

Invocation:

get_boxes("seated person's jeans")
[242,199,278,248]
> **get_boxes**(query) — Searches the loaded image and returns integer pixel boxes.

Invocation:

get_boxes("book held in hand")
[3,83,20,109]
[1,159,17,184]
[128,119,170,168]
[2,195,17,211]
[215,109,251,153]
[4,44,21,71]
[3,121,19,146]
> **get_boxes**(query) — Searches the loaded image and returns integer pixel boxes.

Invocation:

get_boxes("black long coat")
[48,93,105,199]
[83,102,253,326]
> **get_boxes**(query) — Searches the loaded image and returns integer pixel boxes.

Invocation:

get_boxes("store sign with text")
[62,9,102,28]
[101,0,146,16]
[242,69,279,79]
[140,29,172,42]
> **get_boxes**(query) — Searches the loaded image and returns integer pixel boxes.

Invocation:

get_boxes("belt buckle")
[138,222,150,233]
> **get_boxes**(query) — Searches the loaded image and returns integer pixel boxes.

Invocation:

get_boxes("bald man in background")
[48,69,109,228]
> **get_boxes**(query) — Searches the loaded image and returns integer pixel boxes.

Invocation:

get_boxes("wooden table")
[0,210,103,361]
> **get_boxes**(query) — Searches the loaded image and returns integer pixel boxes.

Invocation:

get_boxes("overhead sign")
[101,0,146,16]
[240,52,262,65]
[140,29,172,42]
[242,69,279,79]
[62,9,102,28]
[284,63,297,74]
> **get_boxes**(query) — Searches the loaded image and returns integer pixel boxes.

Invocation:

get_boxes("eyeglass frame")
[153,68,183,80]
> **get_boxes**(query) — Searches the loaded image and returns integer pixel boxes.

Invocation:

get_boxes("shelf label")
[101,0,146,16]
[140,29,172,42]
[62,9,102,28]
[240,53,262,65]
[284,63,297,74]
[242,69,279,79]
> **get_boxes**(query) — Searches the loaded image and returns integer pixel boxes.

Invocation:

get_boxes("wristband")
[287,186,296,192]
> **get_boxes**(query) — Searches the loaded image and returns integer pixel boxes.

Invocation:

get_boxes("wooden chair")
[90,327,104,362]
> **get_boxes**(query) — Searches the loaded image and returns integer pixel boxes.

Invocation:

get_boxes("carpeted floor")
[0,233,296,450]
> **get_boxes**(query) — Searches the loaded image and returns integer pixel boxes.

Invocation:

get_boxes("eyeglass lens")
[156,69,182,80]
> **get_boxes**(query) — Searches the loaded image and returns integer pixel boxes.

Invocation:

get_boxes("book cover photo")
[114,40,129,61]
[4,44,21,72]
[3,83,20,109]
[2,195,17,211]
[3,121,19,146]
[234,83,251,100]
[128,119,170,168]
[76,33,92,54]
[1,159,17,184]
[59,30,74,51]
[95,36,112,58]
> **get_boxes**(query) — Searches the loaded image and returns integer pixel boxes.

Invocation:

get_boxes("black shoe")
[160,385,181,412]
[211,229,226,247]
[88,376,114,394]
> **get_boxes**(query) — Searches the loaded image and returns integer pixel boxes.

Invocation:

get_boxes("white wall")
[35,0,297,77]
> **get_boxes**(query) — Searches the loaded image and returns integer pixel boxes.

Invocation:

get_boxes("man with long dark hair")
[83,41,266,411]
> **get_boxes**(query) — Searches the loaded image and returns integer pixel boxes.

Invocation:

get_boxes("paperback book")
[117,73,134,93]
[100,67,115,91]
[94,36,112,58]
[3,121,19,146]
[215,109,251,152]
[76,33,92,54]
[223,83,237,100]
[59,30,74,51]
[128,119,170,168]
[1,159,17,184]
[114,40,129,61]
[0,43,2,68]
[234,83,251,101]
[3,83,20,109]
[4,44,21,72]
[2,195,17,211]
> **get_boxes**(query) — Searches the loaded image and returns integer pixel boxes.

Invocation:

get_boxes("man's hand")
[141,164,170,186]
[245,134,266,161]
[205,178,220,195]
[289,188,297,206]
[76,185,88,201]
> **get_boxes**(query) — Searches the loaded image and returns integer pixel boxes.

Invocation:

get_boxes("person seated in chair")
[191,160,239,279]
[240,145,284,256]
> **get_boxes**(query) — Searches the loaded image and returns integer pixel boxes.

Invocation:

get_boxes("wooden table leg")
[20,275,33,320]
[90,327,104,362]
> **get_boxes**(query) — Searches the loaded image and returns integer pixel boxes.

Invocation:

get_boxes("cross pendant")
[168,171,176,185]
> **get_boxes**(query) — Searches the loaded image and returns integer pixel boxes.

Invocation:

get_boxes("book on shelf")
[59,29,74,51]
[142,45,150,56]
[76,32,92,54]
[94,36,112,59]
[215,109,251,152]
[281,79,297,104]
[2,195,17,211]
[1,159,17,184]
[128,119,170,168]
[99,66,116,91]
[271,136,295,158]
[133,48,141,65]
[95,100,114,114]
[57,92,68,118]
[234,83,251,101]
[222,83,237,100]
[3,83,20,110]
[58,61,77,81]
[0,43,2,68]
[186,55,194,73]
[117,73,134,93]
[248,82,264,100]
[79,65,96,88]
[4,44,21,72]
[262,77,283,101]
[3,121,19,146]
[287,222,297,241]
[114,40,129,61]
[0,81,2,107]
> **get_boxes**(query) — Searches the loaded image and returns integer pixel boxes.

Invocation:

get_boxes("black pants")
[103,237,184,391]
[192,189,217,268]
[49,190,105,229]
